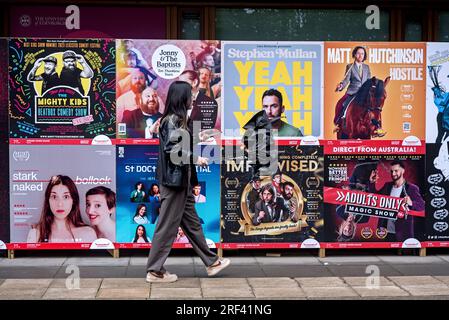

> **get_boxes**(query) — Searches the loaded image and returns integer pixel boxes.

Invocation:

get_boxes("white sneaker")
[206,258,231,276]
[146,271,178,283]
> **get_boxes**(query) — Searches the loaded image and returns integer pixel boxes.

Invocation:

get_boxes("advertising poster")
[0,39,9,246]
[9,6,166,39]
[426,143,449,241]
[116,145,220,248]
[221,141,324,247]
[324,42,426,140]
[9,38,116,139]
[324,140,425,247]
[222,41,323,139]
[9,145,116,247]
[116,39,221,142]
[426,43,449,144]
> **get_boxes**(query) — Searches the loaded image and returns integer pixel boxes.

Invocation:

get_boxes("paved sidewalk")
[1,276,449,300]
[1,253,449,299]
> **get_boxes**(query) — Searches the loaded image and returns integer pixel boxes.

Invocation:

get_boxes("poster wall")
[222,41,323,139]
[324,42,426,140]
[116,39,221,142]
[324,140,426,246]
[221,141,323,247]
[9,38,116,139]
[0,39,9,246]
[116,145,220,248]
[9,145,116,247]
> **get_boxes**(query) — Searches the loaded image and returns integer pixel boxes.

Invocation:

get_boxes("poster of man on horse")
[324,42,426,140]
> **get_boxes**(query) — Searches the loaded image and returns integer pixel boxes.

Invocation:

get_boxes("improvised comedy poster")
[221,142,324,245]
[116,145,220,247]
[116,39,221,141]
[324,42,426,140]
[9,38,116,139]
[0,39,9,246]
[221,41,323,139]
[9,145,116,245]
[324,141,426,245]
[426,142,449,241]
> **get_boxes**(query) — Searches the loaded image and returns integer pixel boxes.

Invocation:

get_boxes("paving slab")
[262,265,333,277]
[63,257,130,267]
[97,288,150,299]
[42,287,98,299]
[351,286,409,297]
[100,278,150,289]
[253,287,306,299]
[342,276,394,287]
[0,257,67,267]
[0,278,53,289]
[214,257,258,265]
[151,277,200,288]
[129,257,148,266]
[435,255,449,263]
[54,266,127,279]
[200,278,249,288]
[194,265,264,278]
[255,256,321,265]
[0,288,47,299]
[379,255,445,264]
[401,284,449,296]
[49,278,102,289]
[327,265,402,277]
[435,276,449,285]
[165,257,195,266]
[0,267,60,279]
[390,264,449,276]
[302,286,359,298]
[388,276,444,286]
[319,256,382,265]
[202,287,254,298]
[248,277,299,288]
[295,277,347,287]
[150,287,202,299]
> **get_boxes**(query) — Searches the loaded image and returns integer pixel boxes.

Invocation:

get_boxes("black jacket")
[157,115,198,189]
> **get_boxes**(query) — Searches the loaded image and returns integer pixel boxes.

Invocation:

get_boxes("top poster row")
[4,39,449,143]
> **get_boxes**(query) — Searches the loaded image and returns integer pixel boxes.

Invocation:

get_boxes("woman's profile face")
[137,226,144,237]
[49,184,73,220]
[139,206,146,216]
[355,48,365,63]
[137,183,142,190]
[86,194,110,226]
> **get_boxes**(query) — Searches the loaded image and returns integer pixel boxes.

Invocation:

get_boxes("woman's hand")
[335,82,343,92]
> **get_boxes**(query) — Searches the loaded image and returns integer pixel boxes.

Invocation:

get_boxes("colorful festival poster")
[116,39,221,142]
[0,39,9,245]
[426,43,449,144]
[324,42,426,140]
[116,145,220,247]
[9,38,116,139]
[9,145,116,246]
[221,41,323,139]
[426,143,449,241]
[323,140,426,246]
[221,141,324,246]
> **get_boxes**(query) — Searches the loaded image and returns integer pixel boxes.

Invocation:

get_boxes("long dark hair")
[134,204,147,218]
[161,81,192,129]
[38,175,86,242]
[133,224,149,243]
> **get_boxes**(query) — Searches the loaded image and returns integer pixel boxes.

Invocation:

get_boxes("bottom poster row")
[2,142,448,249]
